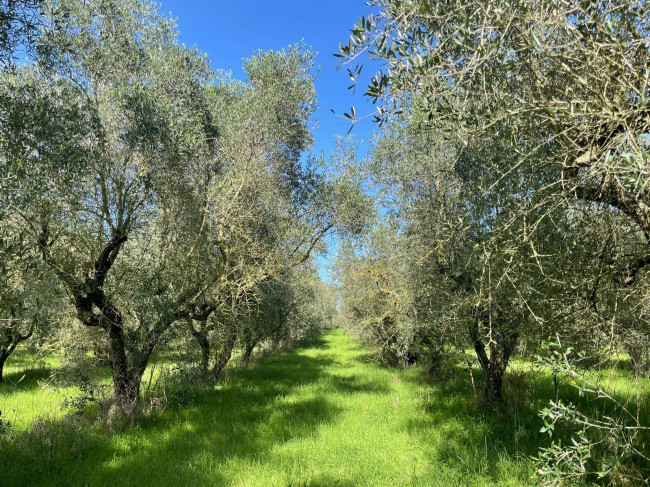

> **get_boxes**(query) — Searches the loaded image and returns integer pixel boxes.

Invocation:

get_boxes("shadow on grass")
[0,367,53,395]
[0,343,344,487]
[3,333,648,486]
[328,373,392,395]
[0,359,113,396]
[398,361,650,484]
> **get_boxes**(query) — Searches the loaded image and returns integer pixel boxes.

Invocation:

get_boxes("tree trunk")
[110,338,156,407]
[112,371,140,406]
[39,226,162,408]
[420,333,444,377]
[426,346,443,377]
[199,337,210,374]
[0,353,7,382]
[485,341,509,403]
[468,315,518,404]
[241,339,257,367]
[107,319,135,405]
[212,330,236,378]
[188,320,211,375]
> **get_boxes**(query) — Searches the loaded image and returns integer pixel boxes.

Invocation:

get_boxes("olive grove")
[2,0,650,484]
[336,0,650,483]
[0,0,364,409]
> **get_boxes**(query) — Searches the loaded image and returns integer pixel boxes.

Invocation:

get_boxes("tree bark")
[484,341,509,403]
[0,354,7,382]
[426,345,443,377]
[106,317,133,404]
[419,331,444,377]
[102,301,152,406]
[212,329,236,378]
[188,320,211,374]
[468,320,490,372]
[468,313,518,403]
[241,339,257,367]
[110,334,157,407]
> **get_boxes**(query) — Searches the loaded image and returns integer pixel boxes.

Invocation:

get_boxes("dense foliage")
[2,0,650,485]
[336,0,650,484]
[0,0,361,408]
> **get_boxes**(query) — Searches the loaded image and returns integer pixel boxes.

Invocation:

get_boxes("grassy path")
[1,329,534,486]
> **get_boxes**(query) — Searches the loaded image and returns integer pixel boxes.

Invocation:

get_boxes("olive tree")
[337,226,423,367]
[0,194,76,381]
[179,46,336,376]
[342,0,650,286]
[340,0,650,394]
[234,265,335,367]
[181,70,371,375]
[340,3,650,477]
[11,0,222,406]
[1,35,86,383]
[339,126,537,399]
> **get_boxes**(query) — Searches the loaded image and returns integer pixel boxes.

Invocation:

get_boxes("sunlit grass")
[1,330,646,486]
[1,352,71,430]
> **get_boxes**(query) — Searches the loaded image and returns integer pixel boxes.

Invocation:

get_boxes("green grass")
[0,352,72,430]
[1,329,646,486]
[0,330,537,486]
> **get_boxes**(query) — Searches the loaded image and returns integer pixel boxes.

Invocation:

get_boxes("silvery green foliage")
[1,0,337,404]
[339,1,650,478]
[535,342,650,486]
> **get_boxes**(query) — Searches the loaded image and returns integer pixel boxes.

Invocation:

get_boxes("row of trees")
[0,0,362,408]
[337,0,650,483]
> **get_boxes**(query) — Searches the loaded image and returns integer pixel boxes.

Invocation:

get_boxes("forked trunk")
[39,227,158,408]
[107,320,155,407]
[111,354,154,406]
[468,315,518,404]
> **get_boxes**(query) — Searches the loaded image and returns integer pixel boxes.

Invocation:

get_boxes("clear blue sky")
[159,0,375,159]
[159,0,377,281]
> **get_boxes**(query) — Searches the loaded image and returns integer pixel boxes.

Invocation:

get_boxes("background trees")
[338,127,536,400]
[339,0,650,386]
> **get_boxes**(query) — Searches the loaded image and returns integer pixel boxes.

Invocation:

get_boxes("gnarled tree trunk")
[468,311,519,403]
[188,320,211,375]
[241,338,257,367]
[105,320,159,406]
[212,327,236,378]
[40,227,178,407]
[419,331,444,378]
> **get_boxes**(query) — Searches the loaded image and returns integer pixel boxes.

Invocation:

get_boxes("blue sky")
[159,0,376,158]
[159,0,377,281]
